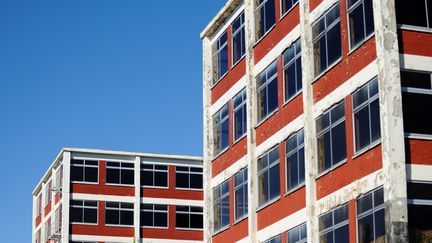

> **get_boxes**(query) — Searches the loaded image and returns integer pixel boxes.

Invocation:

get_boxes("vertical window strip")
[233,89,247,141]
[258,146,280,207]
[285,129,305,192]
[213,180,230,232]
[212,31,229,84]
[257,60,278,122]
[234,167,248,221]
[357,187,385,243]
[283,38,302,102]
[213,104,230,156]
[255,0,276,40]
[232,12,246,65]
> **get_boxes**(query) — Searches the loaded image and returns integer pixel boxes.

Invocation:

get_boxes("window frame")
[280,0,299,20]
[175,205,204,230]
[318,204,349,243]
[233,88,247,143]
[285,129,305,194]
[234,167,248,222]
[104,202,134,227]
[213,179,230,233]
[140,204,169,229]
[254,0,277,43]
[256,60,279,124]
[283,38,302,104]
[175,165,203,190]
[231,11,246,67]
[346,0,375,51]
[140,163,169,189]
[70,200,99,225]
[44,180,52,206]
[287,223,307,243]
[212,30,229,85]
[263,234,282,243]
[35,193,42,218]
[105,161,135,186]
[213,103,230,157]
[396,0,432,32]
[356,187,385,243]
[70,159,99,184]
[257,145,281,209]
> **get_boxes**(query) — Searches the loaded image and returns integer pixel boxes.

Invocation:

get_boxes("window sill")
[176,227,203,231]
[398,25,432,34]
[71,222,98,226]
[141,186,169,189]
[256,195,281,212]
[141,226,169,229]
[283,90,302,107]
[255,108,279,129]
[105,183,135,187]
[279,2,299,21]
[210,72,229,90]
[284,183,305,197]
[232,54,246,69]
[175,187,203,191]
[233,133,247,146]
[105,224,134,228]
[212,225,230,236]
[347,32,375,56]
[71,181,99,185]
[312,57,343,84]
[315,159,347,180]
[254,24,277,47]
[233,215,248,225]
[352,140,381,159]
[405,133,432,140]
[212,147,230,161]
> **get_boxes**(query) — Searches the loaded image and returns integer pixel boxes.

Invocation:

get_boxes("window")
[71,159,98,183]
[347,0,374,49]
[401,70,432,135]
[407,182,432,243]
[312,4,342,77]
[285,129,305,192]
[213,104,229,156]
[141,204,168,228]
[281,0,299,16]
[319,204,349,243]
[234,167,248,221]
[44,180,52,206]
[141,164,168,188]
[176,206,203,229]
[35,194,41,217]
[106,161,134,185]
[212,31,228,84]
[44,218,51,241]
[258,146,280,207]
[213,180,230,232]
[105,202,134,226]
[255,0,276,40]
[283,39,302,102]
[70,200,98,224]
[55,165,63,189]
[353,78,380,152]
[233,89,247,141]
[55,205,62,233]
[232,12,245,65]
[287,223,307,243]
[357,187,385,243]
[263,235,281,243]
[316,101,347,173]
[257,60,278,122]
[176,166,203,189]
[395,0,432,29]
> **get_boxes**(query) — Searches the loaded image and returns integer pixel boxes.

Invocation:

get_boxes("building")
[201,0,432,242]
[32,148,204,243]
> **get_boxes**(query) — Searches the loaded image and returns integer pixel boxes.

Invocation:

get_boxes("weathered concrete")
[61,151,71,243]
[372,0,409,242]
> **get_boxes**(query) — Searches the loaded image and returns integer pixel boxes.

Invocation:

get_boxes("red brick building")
[201,0,432,242]
[32,148,203,243]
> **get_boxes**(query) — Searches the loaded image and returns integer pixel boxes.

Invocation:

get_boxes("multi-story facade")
[32,148,204,243]
[201,0,432,242]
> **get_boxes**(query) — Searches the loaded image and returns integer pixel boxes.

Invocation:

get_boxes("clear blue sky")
[0,1,225,241]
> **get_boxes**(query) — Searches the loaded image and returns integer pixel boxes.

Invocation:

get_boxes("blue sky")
[0,1,225,241]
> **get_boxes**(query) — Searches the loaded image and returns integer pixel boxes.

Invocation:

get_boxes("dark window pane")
[353,83,370,108]
[121,169,134,185]
[176,212,189,228]
[269,163,280,200]
[154,172,167,187]
[316,113,330,132]
[319,212,333,231]
[364,0,374,35]
[190,173,203,189]
[70,207,83,223]
[334,205,348,224]
[334,224,349,242]
[85,167,98,183]
[296,58,302,94]
[331,102,345,123]
[85,208,98,223]
[154,212,167,227]
[332,122,347,164]
[298,148,305,184]
[408,205,432,243]
[106,168,119,184]
[374,209,385,241]
[395,0,428,27]
[71,166,83,182]
[317,132,332,172]
[141,211,152,226]
[176,173,189,188]
[221,119,229,150]
[267,78,279,115]
[107,162,119,167]
[190,213,203,229]
[265,0,276,31]
[287,154,299,190]
[355,106,371,151]
[349,4,366,47]
[327,23,342,68]
[221,196,230,227]
[106,209,119,225]
[120,211,134,225]
[401,71,432,89]
[71,159,83,165]
[407,182,432,200]
[402,93,432,134]
[258,173,268,206]
[141,170,154,186]
[358,214,374,243]
[288,227,300,242]
[286,63,297,99]
[357,192,373,214]
[320,231,333,243]
[86,160,98,166]
[370,99,381,142]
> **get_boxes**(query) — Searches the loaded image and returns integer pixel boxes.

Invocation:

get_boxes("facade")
[201,0,432,243]
[32,148,204,243]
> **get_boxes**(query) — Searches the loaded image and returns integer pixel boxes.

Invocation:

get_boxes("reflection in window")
[233,89,247,141]
[212,31,229,84]
[283,38,302,102]
[213,104,229,156]
[255,0,276,40]
[285,129,305,192]
[357,187,385,243]
[258,146,280,207]
[213,180,230,232]
[287,223,307,243]
[257,60,278,122]
[232,12,246,65]
[319,204,349,243]
[347,0,374,49]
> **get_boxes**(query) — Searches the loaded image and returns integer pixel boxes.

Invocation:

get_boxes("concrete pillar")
[298,0,319,241]
[62,151,71,243]
[372,0,408,242]
[134,156,141,242]
[202,36,214,243]
[32,194,36,243]
[244,0,258,242]
[41,181,46,242]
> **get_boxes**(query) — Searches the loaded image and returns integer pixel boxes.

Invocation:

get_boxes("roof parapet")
[200,0,243,39]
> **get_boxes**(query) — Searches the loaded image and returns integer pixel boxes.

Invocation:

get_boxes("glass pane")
[407,182,432,200]
[269,146,280,163]
[364,0,374,36]
[106,168,120,184]
[86,160,98,166]
[334,205,348,224]
[298,148,305,185]
[71,166,83,182]
[286,63,297,99]
[326,22,342,68]
[375,209,386,242]
[287,154,299,190]
[347,0,361,8]
[317,132,332,172]
[400,71,432,89]
[105,209,119,224]
[85,167,98,183]
[358,214,374,243]
[267,78,279,115]
[395,0,428,27]
[331,102,345,123]
[264,0,276,32]
[374,187,384,206]
[154,212,168,227]
[141,211,153,226]
[353,84,370,109]
[121,169,134,185]
[190,213,203,229]
[190,173,203,189]
[269,163,280,200]
[120,211,133,225]
[312,18,325,39]
[315,35,327,76]
[107,161,119,167]
[370,99,381,143]
[320,231,333,243]
[334,224,349,243]
[70,207,83,223]
[284,45,295,64]
[176,212,189,228]
[176,173,189,188]
[402,93,432,134]
[141,170,154,186]
[235,187,245,219]
[358,192,373,214]
[85,208,98,223]
[354,106,371,151]
[258,173,268,206]
[296,58,302,94]
[349,4,365,48]
[319,212,333,231]
[221,196,230,227]
[288,226,300,243]
[331,122,347,164]
[408,205,432,243]
[326,4,340,25]
[155,171,168,187]
[316,113,330,133]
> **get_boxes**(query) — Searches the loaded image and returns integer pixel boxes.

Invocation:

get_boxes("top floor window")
[141,164,168,188]
[316,101,346,173]
[319,204,349,243]
[395,0,432,29]
[312,4,341,77]
[176,166,203,190]
[55,165,63,189]
[212,31,228,84]
[347,0,374,49]
[258,146,280,207]
[255,0,276,41]
[44,180,52,206]
[213,103,229,156]
[257,60,278,123]
[106,161,134,185]
[232,12,246,65]
[35,194,42,217]
[71,159,98,183]
[281,0,299,16]
[283,38,302,102]
[233,89,247,141]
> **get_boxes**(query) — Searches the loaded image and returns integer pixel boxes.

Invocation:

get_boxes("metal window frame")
[233,88,247,142]
[285,129,305,192]
[175,165,203,190]
[287,222,307,243]
[346,0,375,51]
[105,202,134,226]
[175,205,204,230]
[356,187,385,243]
[232,11,246,66]
[234,167,248,221]
[212,30,229,84]
[71,159,99,184]
[318,204,350,243]
[263,234,282,243]
[257,146,280,206]
[213,179,230,232]
[140,163,168,188]
[70,199,99,225]
[282,38,302,103]
[257,60,279,123]
[280,0,299,18]
[105,161,135,186]
[140,203,169,228]
[213,103,230,157]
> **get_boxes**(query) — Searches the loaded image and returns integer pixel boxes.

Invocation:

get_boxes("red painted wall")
[405,139,432,165]
[398,30,432,56]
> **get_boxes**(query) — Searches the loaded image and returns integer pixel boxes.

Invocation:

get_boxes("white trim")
[309,0,339,23]
[141,239,203,243]
[313,60,378,118]
[211,155,247,187]
[406,164,432,182]
[71,193,135,203]
[256,115,304,156]
[399,54,432,72]
[210,75,247,115]
[71,234,133,243]
[140,197,204,207]
[72,155,133,163]
[253,25,301,77]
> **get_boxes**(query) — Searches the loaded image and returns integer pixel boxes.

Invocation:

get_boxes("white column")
[62,151,71,243]
[32,194,36,243]
[134,156,141,242]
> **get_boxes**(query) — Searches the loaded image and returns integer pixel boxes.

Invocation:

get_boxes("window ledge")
[232,54,246,69]
[279,2,299,21]
[141,226,169,229]
[212,147,230,161]
[105,224,134,228]
[105,183,135,187]
[352,140,381,159]
[283,90,302,107]
[70,181,99,185]
[347,32,375,56]
[255,108,279,129]
[256,195,281,212]
[233,215,248,225]
[312,58,343,84]
[315,159,347,180]
[176,227,203,231]
[254,24,277,47]
[141,186,169,190]
[233,133,247,146]
[284,183,305,197]
[405,133,432,140]
[212,225,230,236]
[71,222,98,226]
[398,25,432,34]
[175,187,203,191]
